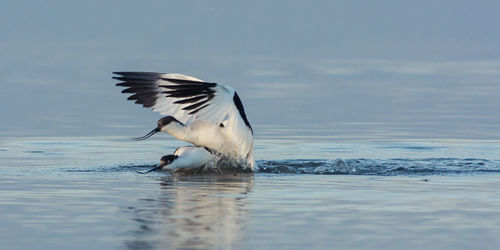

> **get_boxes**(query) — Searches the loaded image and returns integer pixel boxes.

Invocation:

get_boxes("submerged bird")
[113,72,255,171]
[137,146,214,173]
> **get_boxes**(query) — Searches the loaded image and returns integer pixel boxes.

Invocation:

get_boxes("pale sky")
[1,0,500,139]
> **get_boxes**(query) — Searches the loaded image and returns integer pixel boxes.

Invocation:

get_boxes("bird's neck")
[161,122,193,142]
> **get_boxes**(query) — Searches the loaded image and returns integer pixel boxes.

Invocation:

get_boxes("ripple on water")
[60,158,500,177]
[257,158,500,176]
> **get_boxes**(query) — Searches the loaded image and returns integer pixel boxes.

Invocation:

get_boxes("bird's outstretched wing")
[113,72,254,160]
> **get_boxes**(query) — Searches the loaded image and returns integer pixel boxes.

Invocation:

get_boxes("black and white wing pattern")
[113,72,254,161]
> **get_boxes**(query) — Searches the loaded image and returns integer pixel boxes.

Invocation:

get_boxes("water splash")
[257,158,500,176]
[257,158,356,174]
[61,158,500,176]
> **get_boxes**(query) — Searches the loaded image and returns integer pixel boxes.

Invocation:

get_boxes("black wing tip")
[113,71,164,76]
[233,92,253,134]
[112,72,165,81]
[112,76,127,81]
[161,77,217,87]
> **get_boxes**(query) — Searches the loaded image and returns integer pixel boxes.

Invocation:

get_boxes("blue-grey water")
[1,135,500,250]
[2,1,500,249]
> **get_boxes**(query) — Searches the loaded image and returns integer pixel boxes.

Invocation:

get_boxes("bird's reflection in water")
[124,173,254,250]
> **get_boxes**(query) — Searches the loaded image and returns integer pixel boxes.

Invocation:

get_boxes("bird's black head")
[160,154,179,166]
[157,116,181,127]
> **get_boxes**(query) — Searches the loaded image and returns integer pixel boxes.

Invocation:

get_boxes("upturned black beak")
[136,164,164,174]
[135,154,177,174]
[133,127,160,141]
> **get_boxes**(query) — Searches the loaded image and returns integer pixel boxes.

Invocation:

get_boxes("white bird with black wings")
[113,72,255,171]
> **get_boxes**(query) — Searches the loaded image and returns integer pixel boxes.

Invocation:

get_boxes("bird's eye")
[219,123,224,128]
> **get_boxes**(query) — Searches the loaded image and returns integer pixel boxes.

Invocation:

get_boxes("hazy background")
[1,0,500,140]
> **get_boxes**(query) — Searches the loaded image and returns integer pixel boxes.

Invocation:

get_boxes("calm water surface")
[1,136,500,249]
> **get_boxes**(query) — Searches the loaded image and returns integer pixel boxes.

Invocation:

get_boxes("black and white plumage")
[137,146,214,173]
[113,72,255,170]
